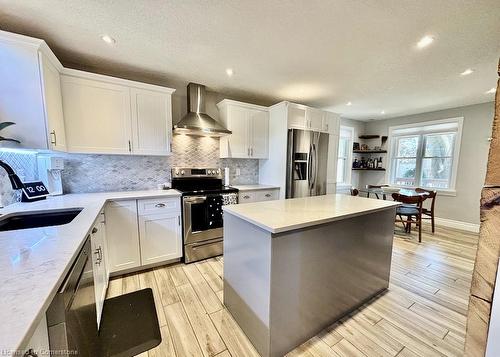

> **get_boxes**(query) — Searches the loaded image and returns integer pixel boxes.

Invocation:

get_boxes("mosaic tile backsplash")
[0,135,259,207]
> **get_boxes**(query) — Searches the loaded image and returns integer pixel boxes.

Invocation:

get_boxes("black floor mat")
[99,288,161,357]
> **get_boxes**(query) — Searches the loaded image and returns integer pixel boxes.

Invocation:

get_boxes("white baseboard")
[434,217,480,233]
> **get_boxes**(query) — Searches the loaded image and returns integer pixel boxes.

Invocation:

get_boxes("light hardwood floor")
[107,226,478,357]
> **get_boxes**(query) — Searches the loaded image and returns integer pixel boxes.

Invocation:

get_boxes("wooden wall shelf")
[352,168,386,171]
[353,150,387,154]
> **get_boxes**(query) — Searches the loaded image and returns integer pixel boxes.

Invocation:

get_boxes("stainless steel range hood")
[173,83,231,136]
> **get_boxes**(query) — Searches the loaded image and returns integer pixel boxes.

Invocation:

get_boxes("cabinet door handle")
[128,140,132,152]
[94,247,102,265]
[92,227,98,234]
[247,148,250,156]
[265,193,272,197]
[251,147,253,156]
[50,130,57,145]
[243,195,250,199]
[155,203,166,208]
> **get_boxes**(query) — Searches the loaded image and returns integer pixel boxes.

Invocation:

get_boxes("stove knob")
[181,170,185,175]
[175,171,179,176]
[217,169,221,174]
[209,170,213,175]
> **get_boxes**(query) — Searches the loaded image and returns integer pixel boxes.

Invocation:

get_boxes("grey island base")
[222,194,400,357]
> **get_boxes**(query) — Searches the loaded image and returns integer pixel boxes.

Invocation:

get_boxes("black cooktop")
[171,177,238,196]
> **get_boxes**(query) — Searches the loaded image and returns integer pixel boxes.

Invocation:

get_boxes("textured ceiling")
[0,0,498,120]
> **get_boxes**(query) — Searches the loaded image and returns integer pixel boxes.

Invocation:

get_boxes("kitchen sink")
[0,208,83,232]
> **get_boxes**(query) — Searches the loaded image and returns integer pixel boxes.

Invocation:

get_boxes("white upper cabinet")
[0,30,175,155]
[220,104,249,158]
[61,69,175,155]
[305,107,325,131]
[0,31,67,151]
[39,52,67,151]
[287,104,307,129]
[325,111,340,135]
[218,99,269,159]
[131,88,173,155]
[286,102,329,132]
[249,109,269,159]
[62,75,132,154]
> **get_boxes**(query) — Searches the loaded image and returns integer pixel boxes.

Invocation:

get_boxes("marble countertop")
[223,194,400,234]
[0,190,181,355]
[231,184,280,191]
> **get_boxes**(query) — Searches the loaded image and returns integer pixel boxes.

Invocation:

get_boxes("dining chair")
[415,188,437,233]
[392,193,425,242]
[366,184,389,199]
[350,188,359,196]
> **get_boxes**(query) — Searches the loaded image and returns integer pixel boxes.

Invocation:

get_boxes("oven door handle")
[191,240,222,249]
[184,196,207,204]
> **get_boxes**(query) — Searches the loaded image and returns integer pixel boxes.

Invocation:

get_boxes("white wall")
[337,118,365,192]
[350,102,494,225]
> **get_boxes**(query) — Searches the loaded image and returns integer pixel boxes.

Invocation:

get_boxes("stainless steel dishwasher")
[46,236,99,357]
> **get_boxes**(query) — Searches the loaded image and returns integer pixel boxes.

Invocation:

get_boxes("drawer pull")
[243,195,250,199]
[155,203,166,208]
[265,193,272,197]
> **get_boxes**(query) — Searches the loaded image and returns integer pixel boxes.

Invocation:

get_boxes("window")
[388,118,463,191]
[337,127,354,185]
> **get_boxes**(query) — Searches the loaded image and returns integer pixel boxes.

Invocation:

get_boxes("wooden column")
[465,59,500,356]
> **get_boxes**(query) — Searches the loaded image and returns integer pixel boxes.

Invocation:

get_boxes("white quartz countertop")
[223,194,400,234]
[231,184,280,191]
[0,189,181,355]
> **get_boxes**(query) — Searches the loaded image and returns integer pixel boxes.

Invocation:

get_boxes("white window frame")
[336,126,354,188]
[386,117,463,195]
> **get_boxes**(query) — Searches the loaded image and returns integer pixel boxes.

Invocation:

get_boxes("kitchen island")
[223,194,400,357]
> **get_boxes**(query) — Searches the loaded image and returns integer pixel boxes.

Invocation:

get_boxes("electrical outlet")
[235,168,241,176]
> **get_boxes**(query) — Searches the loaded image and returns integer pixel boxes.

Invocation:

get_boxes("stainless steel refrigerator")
[286,129,329,198]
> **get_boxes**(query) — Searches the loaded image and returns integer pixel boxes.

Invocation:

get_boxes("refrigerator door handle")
[307,142,314,190]
[311,142,317,192]
[313,143,319,192]
[286,129,294,198]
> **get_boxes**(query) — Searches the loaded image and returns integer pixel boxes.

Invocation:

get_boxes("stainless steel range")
[171,167,238,263]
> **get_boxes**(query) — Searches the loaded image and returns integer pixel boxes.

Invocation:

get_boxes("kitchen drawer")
[137,197,180,215]
[185,238,223,263]
[256,189,279,201]
[238,191,257,203]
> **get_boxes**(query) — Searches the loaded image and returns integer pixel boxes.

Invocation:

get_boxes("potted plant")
[0,122,20,144]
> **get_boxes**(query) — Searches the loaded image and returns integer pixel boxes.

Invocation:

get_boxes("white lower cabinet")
[104,197,182,274]
[238,188,279,203]
[90,211,108,328]
[138,212,182,265]
[105,200,141,273]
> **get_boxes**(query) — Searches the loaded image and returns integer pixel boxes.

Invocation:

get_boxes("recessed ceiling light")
[100,34,116,45]
[226,68,234,77]
[486,87,496,94]
[460,68,474,76]
[346,101,352,106]
[417,35,434,49]
[381,110,385,115]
